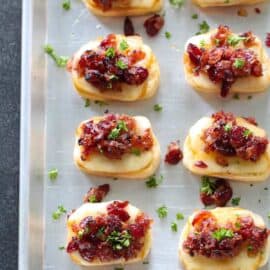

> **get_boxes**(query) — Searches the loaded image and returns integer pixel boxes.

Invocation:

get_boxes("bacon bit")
[194,160,208,168]
[254,7,261,14]
[265,33,270,48]
[165,141,183,165]
[240,31,256,47]
[237,8,248,17]
[243,117,258,126]
[124,17,135,36]
[144,14,164,37]
[83,184,110,203]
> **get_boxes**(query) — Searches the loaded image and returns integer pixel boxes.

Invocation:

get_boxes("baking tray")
[19,0,270,269]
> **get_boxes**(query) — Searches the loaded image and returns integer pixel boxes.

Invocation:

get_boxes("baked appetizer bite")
[179,207,270,270]
[83,0,163,16]
[68,34,160,101]
[67,201,153,266]
[184,25,270,97]
[193,0,264,7]
[74,113,161,179]
[183,111,270,182]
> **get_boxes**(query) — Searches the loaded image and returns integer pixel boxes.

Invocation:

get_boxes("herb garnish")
[231,197,241,206]
[171,222,178,232]
[119,40,129,51]
[156,205,168,218]
[131,148,141,156]
[165,31,172,39]
[84,99,91,107]
[58,246,65,250]
[200,176,216,195]
[62,0,71,10]
[52,205,67,220]
[107,230,131,250]
[227,35,246,47]
[153,104,163,112]
[212,228,234,241]
[94,100,108,106]
[224,123,232,132]
[44,45,68,67]
[49,168,58,181]
[105,47,115,58]
[145,174,163,188]
[243,129,252,138]
[196,21,210,35]
[233,58,245,69]
[88,195,97,203]
[116,59,128,69]
[192,14,198,19]
[108,120,128,140]
[176,212,184,220]
[169,0,185,7]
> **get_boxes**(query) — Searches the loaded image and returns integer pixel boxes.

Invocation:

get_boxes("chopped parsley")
[233,58,245,69]
[243,129,252,138]
[233,93,240,100]
[212,228,234,241]
[247,95,253,100]
[231,197,241,206]
[94,100,108,106]
[62,0,71,10]
[88,195,97,203]
[214,39,220,46]
[171,222,178,232]
[165,31,172,39]
[247,245,254,251]
[169,0,185,7]
[153,104,163,112]
[52,205,67,220]
[268,213,270,219]
[156,205,168,219]
[108,120,128,140]
[145,174,163,188]
[44,45,68,67]
[84,99,90,107]
[143,261,149,264]
[224,123,232,132]
[107,230,131,250]
[116,59,128,69]
[264,187,268,190]
[176,212,184,220]
[192,14,198,19]
[196,21,210,35]
[49,168,58,181]
[200,176,216,195]
[235,222,241,229]
[227,35,246,47]
[131,148,141,156]
[119,40,129,51]
[58,246,65,250]
[199,39,206,48]
[105,47,115,58]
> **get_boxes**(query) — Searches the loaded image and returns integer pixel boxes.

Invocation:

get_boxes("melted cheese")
[71,35,160,101]
[74,116,161,179]
[179,207,270,270]
[67,202,152,266]
[183,30,270,94]
[183,116,270,181]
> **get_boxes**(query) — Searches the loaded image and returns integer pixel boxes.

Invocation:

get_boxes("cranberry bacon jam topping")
[202,111,268,162]
[67,201,152,262]
[78,114,154,160]
[77,34,149,91]
[83,184,110,203]
[187,25,263,97]
[183,211,269,259]
[165,141,183,165]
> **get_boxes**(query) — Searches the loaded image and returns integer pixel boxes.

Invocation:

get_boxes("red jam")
[78,114,154,160]
[200,177,233,207]
[266,33,270,48]
[124,17,135,36]
[187,25,262,97]
[83,184,110,203]
[165,141,183,165]
[194,160,208,168]
[203,111,268,162]
[144,14,164,37]
[77,34,148,90]
[67,201,152,262]
[183,211,269,259]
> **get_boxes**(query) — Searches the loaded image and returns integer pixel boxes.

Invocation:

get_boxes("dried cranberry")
[123,67,149,85]
[266,33,270,47]
[83,184,110,203]
[144,14,164,37]
[107,201,130,222]
[124,17,135,36]
[187,43,202,66]
[194,160,208,168]
[254,7,261,14]
[165,141,183,165]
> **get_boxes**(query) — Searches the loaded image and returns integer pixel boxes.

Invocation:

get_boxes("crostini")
[184,25,270,97]
[179,207,270,270]
[83,0,163,16]
[68,34,160,101]
[74,113,161,179]
[183,111,270,182]
[67,201,153,266]
[193,0,264,7]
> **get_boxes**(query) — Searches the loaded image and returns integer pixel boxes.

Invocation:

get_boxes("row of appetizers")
[83,0,266,15]
[74,111,270,182]
[67,27,270,100]
[66,201,270,270]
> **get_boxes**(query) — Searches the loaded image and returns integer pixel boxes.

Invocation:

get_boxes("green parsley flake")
[44,45,68,67]
[145,174,163,188]
[58,246,65,250]
[119,40,129,51]
[116,59,128,70]
[52,205,67,220]
[49,168,58,181]
[169,0,185,7]
[235,222,241,229]
[212,228,234,241]
[268,213,270,219]
[88,195,97,203]
[227,35,246,47]
[105,47,115,58]
[107,230,131,250]
[143,261,149,264]
[231,197,241,206]
[131,148,141,156]
[247,95,253,100]
[233,58,245,69]
[171,222,178,232]
[153,104,163,112]
[156,205,168,219]
[84,99,91,107]
[243,129,252,138]
[233,93,240,100]
[200,176,216,195]
[165,31,172,39]
[62,0,71,10]
[196,21,210,35]
[176,212,184,220]
[215,39,220,46]
[199,39,206,48]
[247,245,254,251]
[94,100,109,106]
[192,14,198,19]
[224,123,232,132]
[108,120,128,140]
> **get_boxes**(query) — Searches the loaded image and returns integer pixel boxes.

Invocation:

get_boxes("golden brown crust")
[193,0,265,7]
